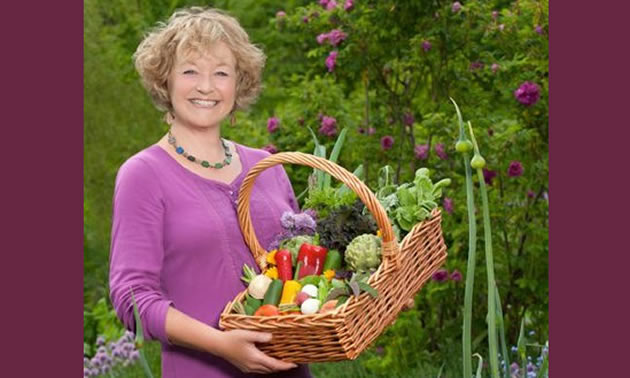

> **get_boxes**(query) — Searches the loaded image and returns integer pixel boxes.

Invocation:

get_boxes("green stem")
[495,285,510,378]
[138,350,155,378]
[468,120,500,378]
[462,151,476,378]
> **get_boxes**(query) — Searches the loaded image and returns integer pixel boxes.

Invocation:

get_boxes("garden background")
[84,0,548,376]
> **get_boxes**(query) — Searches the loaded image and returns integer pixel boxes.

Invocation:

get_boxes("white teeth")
[190,99,218,107]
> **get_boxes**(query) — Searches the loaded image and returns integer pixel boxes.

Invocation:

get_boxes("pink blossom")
[302,16,310,24]
[344,0,354,11]
[414,144,429,160]
[327,29,347,46]
[380,135,394,150]
[319,116,338,136]
[367,127,376,135]
[421,40,432,52]
[316,33,328,44]
[325,0,337,10]
[325,50,338,72]
[403,112,415,126]
[527,189,536,198]
[276,11,286,18]
[491,63,500,73]
[483,168,497,185]
[267,117,279,133]
[435,143,448,160]
[514,81,541,106]
[535,25,543,35]
[492,10,499,20]
[452,2,462,13]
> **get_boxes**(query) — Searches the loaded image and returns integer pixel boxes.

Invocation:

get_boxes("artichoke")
[344,234,382,273]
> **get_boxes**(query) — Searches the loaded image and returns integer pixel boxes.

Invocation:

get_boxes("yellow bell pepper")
[279,280,302,305]
[323,269,335,282]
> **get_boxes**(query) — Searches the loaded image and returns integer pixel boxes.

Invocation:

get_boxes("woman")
[109,7,310,377]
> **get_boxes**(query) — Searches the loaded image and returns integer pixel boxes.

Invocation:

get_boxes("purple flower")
[375,346,385,355]
[492,10,499,20]
[380,135,394,150]
[450,269,463,282]
[294,213,317,232]
[319,0,330,7]
[327,29,347,46]
[452,2,462,13]
[267,117,279,133]
[358,127,365,134]
[527,189,536,198]
[414,144,429,160]
[403,112,415,126]
[507,161,524,177]
[262,144,278,154]
[325,50,338,72]
[302,16,309,23]
[130,351,140,362]
[324,0,337,10]
[435,143,448,160]
[304,208,318,220]
[421,40,432,52]
[535,25,543,35]
[280,211,296,229]
[316,33,328,44]
[367,127,376,135]
[443,197,454,214]
[483,168,497,185]
[432,269,449,282]
[319,115,338,136]
[276,11,286,18]
[514,81,541,106]
[96,336,105,346]
[344,0,354,11]
[491,63,500,73]
[469,61,484,71]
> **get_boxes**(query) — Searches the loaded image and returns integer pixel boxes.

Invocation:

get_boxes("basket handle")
[237,151,400,272]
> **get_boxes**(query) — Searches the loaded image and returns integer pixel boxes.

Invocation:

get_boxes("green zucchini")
[263,279,283,306]
[323,249,342,271]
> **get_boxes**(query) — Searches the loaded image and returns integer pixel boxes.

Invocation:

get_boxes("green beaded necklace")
[167,130,233,169]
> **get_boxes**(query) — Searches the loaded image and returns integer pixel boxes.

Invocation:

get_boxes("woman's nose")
[195,75,215,93]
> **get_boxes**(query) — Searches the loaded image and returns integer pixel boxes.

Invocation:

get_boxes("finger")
[242,330,273,343]
[257,353,298,371]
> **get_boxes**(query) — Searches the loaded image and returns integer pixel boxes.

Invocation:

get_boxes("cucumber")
[263,279,283,306]
[245,295,262,312]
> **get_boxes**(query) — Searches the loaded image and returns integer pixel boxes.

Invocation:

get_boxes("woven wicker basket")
[219,152,447,363]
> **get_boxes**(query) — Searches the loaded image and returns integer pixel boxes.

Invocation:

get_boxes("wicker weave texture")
[219,152,447,363]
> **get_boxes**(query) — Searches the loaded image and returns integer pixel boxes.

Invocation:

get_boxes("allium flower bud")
[507,161,524,177]
[443,197,454,214]
[455,140,473,153]
[435,143,448,159]
[471,154,486,169]
[267,117,279,133]
[450,269,463,281]
[421,40,432,52]
[514,81,541,106]
[432,269,449,282]
[262,144,278,154]
[380,135,394,150]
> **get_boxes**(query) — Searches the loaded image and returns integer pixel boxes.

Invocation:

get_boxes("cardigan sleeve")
[109,156,173,345]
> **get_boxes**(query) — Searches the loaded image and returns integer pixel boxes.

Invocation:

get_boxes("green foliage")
[83,298,125,356]
[316,200,377,254]
[303,186,357,219]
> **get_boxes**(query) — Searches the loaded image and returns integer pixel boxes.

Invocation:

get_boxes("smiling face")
[167,41,237,130]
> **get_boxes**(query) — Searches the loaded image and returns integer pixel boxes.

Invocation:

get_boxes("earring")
[165,112,175,125]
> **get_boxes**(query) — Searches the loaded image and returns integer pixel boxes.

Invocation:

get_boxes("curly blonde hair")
[133,7,266,113]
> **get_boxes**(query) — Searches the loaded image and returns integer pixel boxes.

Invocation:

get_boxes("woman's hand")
[215,330,298,374]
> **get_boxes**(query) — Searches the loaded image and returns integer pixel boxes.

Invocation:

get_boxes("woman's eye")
[183,70,196,75]
[216,71,228,77]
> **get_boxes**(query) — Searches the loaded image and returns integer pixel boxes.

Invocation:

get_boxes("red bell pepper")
[297,243,328,278]
[275,249,293,282]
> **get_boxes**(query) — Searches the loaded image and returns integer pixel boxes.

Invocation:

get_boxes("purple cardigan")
[109,143,311,377]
